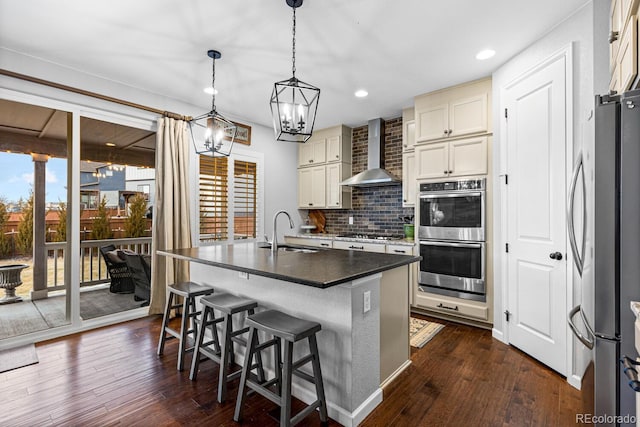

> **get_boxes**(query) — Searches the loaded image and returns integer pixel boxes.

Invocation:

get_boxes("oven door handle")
[419,192,483,199]
[419,240,483,249]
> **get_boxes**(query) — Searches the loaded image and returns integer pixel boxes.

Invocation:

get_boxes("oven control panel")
[420,178,485,192]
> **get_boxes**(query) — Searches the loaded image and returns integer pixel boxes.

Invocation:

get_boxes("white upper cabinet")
[298,138,326,167]
[297,125,352,209]
[414,78,491,144]
[298,125,351,167]
[298,165,326,208]
[403,119,416,152]
[609,0,640,92]
[416,136,487,180]
[402,151,417,206]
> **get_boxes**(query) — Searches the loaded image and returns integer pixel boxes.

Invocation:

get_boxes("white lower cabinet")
[284,237,333,248]
[333,240,387,253]
[413,292,489,322]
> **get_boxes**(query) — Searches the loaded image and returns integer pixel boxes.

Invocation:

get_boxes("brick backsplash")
[321,117,415,236]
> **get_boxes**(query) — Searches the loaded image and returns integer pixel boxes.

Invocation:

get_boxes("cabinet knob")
[444,170,449,175]
[403,199,407,202]
[448,129,452,134]
[449,170,453,174]
[443,130,448,136]
[609,30,619,44]
[309,159,313,163]
[335,155,339,159]
[308,203,313,206]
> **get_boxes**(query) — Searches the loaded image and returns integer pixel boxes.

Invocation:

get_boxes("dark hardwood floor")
[0,313,593,426]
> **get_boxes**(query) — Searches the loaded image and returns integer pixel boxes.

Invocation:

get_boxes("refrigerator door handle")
[567,152,586,276]
[568,304,595,349]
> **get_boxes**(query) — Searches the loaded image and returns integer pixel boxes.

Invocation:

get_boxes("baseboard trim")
[380,359,411,389]
[233,346,383,426]
[492,328,506,343]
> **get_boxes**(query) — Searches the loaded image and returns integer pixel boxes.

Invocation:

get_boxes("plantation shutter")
[199,156,228,241]
[233,160,257,240]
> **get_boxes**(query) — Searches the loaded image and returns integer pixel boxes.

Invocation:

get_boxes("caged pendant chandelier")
[270,0,320,143]
[189,49,237,157]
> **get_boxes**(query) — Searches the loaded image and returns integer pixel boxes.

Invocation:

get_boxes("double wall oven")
[418,178,486,302]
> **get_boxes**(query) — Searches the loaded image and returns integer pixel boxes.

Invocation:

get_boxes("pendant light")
[189,49,237,157]
[270,0,320,143]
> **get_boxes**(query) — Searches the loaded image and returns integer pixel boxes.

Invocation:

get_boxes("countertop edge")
[158,249,420,289]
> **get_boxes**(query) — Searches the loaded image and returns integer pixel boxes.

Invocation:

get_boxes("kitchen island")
[158,242,420,427]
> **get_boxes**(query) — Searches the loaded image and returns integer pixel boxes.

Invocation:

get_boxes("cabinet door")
[298,168,314,207]
[610,60,621,94]
[403,120,416,151]
[416,142,448,179]
[326,163,342,208]
[618,15,637,91]
[611,0,622,71]
[310,166,326,208]
[449,136,487,177]
[449,94,488,137]
[415,104,449,142]
[326,135,341,162]
[298,143,314,167]
[402,151,417,207]
[312,139,326,164]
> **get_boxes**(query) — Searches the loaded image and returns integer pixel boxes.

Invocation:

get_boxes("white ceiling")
[0,0,590,129]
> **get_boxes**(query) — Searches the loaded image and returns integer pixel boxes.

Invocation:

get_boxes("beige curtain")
[148,117,192,315]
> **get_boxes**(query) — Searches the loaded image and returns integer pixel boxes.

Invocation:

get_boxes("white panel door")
[505,54,567,375]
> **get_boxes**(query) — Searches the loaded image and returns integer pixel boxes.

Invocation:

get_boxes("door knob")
[549,251,563,260]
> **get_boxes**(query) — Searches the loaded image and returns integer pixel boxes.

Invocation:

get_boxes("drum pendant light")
[189,49,237,157]
[269,0,320,143]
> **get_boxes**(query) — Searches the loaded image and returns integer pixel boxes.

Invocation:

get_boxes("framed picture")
[226,121,251,145]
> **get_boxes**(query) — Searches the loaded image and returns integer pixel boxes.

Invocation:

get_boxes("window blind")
[234,160,257,240]
[199,156,228,241]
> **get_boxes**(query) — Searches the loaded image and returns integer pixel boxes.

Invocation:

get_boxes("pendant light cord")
[211,55,217,112]
[292,6,296,78]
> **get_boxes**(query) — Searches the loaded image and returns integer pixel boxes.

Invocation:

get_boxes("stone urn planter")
[0,264,29,304]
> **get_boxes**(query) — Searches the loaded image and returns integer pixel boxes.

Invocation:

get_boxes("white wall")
[0,48,299,240]
[491,1,596,387]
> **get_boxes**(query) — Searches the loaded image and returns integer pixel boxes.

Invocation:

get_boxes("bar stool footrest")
[290,400,321,426]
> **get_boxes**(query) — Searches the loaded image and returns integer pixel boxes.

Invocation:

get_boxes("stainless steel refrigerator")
[572,90,640,425]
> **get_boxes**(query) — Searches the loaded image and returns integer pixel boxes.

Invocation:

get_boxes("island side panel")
[380,266,411,385]
[190,262,381,420]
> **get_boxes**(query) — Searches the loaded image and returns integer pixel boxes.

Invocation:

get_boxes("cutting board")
[308,210,326,234]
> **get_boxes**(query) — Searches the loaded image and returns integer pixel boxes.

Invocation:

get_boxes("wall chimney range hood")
[340,118,401,187]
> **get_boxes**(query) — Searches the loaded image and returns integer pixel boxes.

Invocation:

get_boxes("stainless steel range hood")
[340,118,401,187]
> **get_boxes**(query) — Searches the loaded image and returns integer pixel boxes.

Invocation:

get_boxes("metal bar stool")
[190,292,266,403]
[234,309,328,427]
[157,281,214,371]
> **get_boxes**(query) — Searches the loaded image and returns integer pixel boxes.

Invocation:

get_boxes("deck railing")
[44,237,152,292]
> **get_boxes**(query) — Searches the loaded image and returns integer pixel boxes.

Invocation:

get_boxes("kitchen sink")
[257,242,320,253]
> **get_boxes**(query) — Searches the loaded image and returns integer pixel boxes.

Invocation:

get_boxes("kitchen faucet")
[271,210,294,253]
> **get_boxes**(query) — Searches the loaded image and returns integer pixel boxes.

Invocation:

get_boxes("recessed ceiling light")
[106,142,116,147]
[475,49,496,60]
[355,89,368,98]
[203,87,218,95]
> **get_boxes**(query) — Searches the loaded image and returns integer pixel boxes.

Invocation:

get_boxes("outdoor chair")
[99,244,135,294]
[122,251,151,306]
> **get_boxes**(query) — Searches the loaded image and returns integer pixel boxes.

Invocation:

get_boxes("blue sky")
[0,152,67,204]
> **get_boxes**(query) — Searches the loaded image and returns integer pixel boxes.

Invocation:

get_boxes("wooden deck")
[0,285,144,340]
[0,312,593,426]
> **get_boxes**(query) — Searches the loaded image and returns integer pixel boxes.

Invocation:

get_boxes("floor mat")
[0,344,38,373]
[410,317,444,348]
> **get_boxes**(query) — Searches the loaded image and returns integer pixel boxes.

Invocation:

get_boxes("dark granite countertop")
[158,241,420,289]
